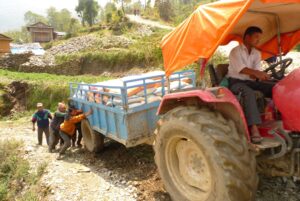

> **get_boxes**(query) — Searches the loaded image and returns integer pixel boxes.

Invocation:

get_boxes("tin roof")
[0,34,13,41]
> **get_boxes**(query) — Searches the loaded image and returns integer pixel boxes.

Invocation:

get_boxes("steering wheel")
[264,58,293,80]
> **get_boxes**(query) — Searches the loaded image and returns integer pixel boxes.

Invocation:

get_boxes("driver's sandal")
[251,136,263,144]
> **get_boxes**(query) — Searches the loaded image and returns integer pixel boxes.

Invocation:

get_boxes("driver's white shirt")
[227,44,261,80]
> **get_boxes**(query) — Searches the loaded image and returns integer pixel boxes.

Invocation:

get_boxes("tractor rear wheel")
[81,119,104,153]
[154,106,257,201]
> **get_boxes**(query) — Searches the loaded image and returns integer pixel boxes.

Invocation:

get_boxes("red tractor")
[154,0,300,201]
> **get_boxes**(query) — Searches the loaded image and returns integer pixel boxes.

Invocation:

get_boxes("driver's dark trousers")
[228,78,275,126]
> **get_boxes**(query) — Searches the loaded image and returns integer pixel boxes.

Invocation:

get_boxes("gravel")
[2,120,300,201]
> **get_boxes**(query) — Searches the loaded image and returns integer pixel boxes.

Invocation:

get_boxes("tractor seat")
[208,64,230,87]
[208,64,265,113]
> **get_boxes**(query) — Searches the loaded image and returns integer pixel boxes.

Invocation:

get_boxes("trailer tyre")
[81,119,104,153]
[154,106,257,201]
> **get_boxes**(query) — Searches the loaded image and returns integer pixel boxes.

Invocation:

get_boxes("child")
[32,103,52,145]
[57,108,93,160]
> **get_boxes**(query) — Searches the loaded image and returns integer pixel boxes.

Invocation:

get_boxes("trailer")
[69,70,195,151]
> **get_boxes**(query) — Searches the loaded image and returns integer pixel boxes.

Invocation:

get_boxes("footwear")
[77,144,82,148]
[56,154,64,160]
[250,125,263,144]
[251,135,263,144]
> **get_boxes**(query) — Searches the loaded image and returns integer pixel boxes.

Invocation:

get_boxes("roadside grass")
[0,69,112,114]
[0,139,47,201]
[0,69,111,85]
[0,110,35,121]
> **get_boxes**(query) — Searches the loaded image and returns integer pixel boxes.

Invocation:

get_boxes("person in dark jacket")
[48,103,66,153]
[32,103,52,145]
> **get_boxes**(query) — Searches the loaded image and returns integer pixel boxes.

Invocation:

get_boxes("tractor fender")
[157,87,250,141]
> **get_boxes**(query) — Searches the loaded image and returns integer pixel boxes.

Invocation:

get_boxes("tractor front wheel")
[154,106,257,201]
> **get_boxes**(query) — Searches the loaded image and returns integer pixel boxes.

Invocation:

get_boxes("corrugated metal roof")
[10,43,45,55]
[0,33,13,41]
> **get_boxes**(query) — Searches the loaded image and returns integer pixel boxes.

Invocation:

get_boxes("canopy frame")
[248,10,283,62]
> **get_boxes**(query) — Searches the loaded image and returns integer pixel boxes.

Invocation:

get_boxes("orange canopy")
[161,0,300,76]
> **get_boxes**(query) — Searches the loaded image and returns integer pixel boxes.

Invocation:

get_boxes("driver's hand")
[255,71,270,81]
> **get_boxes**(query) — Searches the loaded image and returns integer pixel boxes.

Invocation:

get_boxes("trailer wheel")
[154,106,257,201]
[81,119,104,153]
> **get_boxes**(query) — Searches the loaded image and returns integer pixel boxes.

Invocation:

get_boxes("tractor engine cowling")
[273,68,300,132]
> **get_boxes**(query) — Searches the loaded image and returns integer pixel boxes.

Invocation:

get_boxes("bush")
[82,49,145,68]
[0,140,47,200]
[43,42,53,50]
[209,51,229,66]
[27,84,69,112]
[63,33,78,40]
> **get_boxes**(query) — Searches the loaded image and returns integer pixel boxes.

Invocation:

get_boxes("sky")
[0,0,113,32]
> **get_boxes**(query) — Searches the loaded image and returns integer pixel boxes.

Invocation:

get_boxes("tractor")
[154,0,300,200]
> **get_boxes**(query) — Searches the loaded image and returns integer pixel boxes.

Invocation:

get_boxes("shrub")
[0,140,46,200]
[43,42,53,50]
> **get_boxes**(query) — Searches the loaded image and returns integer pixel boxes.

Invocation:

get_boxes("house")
[27,22,54,43]
[54,31,66,40]
[0,34,13,55]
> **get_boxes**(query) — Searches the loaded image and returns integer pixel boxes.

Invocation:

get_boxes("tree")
[133,1,142,11]
[47,7,73,32]
[84,0,99,26]
[68,18,81,34]
[146,0,152,9]
[76,0,99,27]
[157,0,173,21]
[24,11,48,25]
[4,27,30,43]
[113,0,131,13]
[76,0,86,26]
[104,2,118,23]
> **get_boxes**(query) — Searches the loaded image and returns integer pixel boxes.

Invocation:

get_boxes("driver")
[227,26,275,144]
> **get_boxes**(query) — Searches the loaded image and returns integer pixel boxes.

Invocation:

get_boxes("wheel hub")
[176,140,211,191]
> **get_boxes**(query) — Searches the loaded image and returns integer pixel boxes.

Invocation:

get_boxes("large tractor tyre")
[81,119,104,153]
[154,106,257,201]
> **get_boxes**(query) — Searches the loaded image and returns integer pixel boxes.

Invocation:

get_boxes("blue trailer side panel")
[70,70,195,147]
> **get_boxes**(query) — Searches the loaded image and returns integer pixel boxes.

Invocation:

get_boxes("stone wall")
[0,53,33,71]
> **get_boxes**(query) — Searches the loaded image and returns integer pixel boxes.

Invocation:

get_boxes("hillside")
[0,22,167,76]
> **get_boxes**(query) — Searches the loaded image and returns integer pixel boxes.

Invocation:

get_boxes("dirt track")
[1,119,300,201]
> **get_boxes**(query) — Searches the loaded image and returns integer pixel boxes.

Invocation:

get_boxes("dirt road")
[126,15,174,30]
[0,119,169,201]
[0,119,300,201]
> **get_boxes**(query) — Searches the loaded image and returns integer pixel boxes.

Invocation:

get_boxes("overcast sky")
[0,0,117,32]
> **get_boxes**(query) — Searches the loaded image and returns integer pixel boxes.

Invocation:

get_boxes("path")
[127,15,174,30]
[0,118,169,201]
[1,119,300,201]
